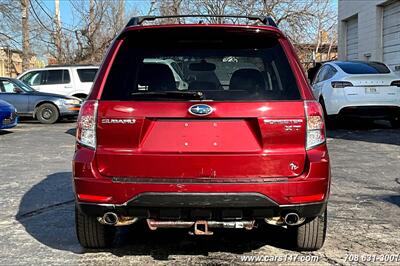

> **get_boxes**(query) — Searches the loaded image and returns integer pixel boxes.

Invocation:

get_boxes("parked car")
[143,59,188,90]
[73,15,330,251]
[0,99,17,129]
[312,61,400,127]
[0,77,81,124]
[17,65,98,99]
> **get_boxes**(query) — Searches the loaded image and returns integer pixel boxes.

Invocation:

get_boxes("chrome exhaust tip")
[102,212,118,225]
[284,212,305,226]
[98,212,138,226]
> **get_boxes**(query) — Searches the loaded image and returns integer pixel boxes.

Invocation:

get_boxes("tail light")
[76,100,98,149]
[390,80,400,87]
[331,81,353,88]
[305,100,325,150]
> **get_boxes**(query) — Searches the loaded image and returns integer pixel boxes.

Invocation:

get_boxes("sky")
[41,0,338,28]
[41,0,151,27]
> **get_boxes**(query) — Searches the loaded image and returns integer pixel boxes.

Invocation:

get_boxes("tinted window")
[43,70,70,85]
[314,65,337,84]
[314,66,328,84]
[77,68,98,82]
[336,61,390,74]
[63,70,71,83]
[20,71,42,86]
[102,28,300,101]
[325,66,337,80]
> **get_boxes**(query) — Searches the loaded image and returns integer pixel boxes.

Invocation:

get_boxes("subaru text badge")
[188,104,213,116]
[101,118,136,124]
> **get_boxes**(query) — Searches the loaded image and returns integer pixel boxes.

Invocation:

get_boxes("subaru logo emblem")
[188,104,213,116]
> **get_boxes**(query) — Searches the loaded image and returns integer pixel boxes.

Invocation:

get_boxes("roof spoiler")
[126,15,277,28]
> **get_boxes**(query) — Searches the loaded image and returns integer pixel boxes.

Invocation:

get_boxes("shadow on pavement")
[383,195,400,207]
[18,117,76,124]
[0,129,14,135]
[327,119,400,145]
[16,172,79,253]
[107,222,292,259]
[16,171,295,257]
[65,128,76,137]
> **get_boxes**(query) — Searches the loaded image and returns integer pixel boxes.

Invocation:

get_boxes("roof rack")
[126,15,277,27]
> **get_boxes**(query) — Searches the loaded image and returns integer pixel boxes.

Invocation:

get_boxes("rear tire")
[36,103,59,124]
[75,205,116,248]
[290,208,327,251]
[390,116,400,129]
[319,98,335,128]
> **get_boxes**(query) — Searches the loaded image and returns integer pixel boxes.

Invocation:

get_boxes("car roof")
[22,66,99,72]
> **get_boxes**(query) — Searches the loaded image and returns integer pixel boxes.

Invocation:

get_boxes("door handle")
[64,85,73,88]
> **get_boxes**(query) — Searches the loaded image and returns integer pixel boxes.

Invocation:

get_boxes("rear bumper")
[73,145,330,218]
[337,106,400,119]
[77,193,327,219]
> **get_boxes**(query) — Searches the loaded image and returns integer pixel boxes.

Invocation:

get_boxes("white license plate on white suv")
[365,87,379,94]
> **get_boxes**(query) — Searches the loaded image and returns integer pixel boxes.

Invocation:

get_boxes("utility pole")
[88,0,95,36]
[21,0,30,72]
[54,0,62,63]
[88,0,95,63]
[117,0,125,29]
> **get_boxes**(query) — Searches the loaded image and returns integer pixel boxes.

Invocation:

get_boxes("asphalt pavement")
[0,119,399,265]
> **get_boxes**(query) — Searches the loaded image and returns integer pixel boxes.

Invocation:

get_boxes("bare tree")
[21,0,30,71]
[151,0,336,44]
[158,0,183,23]
[2,0,336,69]
[40,0,134,64]
[0,0,21,48]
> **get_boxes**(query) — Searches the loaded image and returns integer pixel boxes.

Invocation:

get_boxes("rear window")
[77,68,98,82]
[102,28,300,101]
[336,61,390,74]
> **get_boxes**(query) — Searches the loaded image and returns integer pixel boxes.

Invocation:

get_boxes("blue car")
[0,99,18,129]
[0,77,81,124]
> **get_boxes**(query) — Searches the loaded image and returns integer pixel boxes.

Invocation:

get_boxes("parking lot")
[0,120,399,265]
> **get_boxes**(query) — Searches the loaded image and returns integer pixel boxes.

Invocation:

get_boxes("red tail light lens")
[304,100,325,150]
[331,81,353,88]
[390,80,400,87]
[76,100,98,149]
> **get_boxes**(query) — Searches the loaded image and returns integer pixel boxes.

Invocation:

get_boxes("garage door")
[383,1,400,71]
[346,17,358,60]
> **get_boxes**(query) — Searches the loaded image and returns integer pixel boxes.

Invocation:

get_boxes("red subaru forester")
[73,15,330,251]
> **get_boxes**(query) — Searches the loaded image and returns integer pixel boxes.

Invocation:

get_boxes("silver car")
[0,77,82,124]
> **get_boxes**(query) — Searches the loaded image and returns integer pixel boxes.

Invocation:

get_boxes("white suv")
[17,65,99,99]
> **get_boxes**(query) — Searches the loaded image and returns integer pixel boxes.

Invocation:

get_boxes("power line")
[29,0,54,33]
[32,0,76,33]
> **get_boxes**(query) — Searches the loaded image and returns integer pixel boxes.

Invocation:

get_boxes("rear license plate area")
[365,87,378,94]
[141,120,261,152]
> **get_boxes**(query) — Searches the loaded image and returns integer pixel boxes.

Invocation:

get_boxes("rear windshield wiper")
[131,91,205,100]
